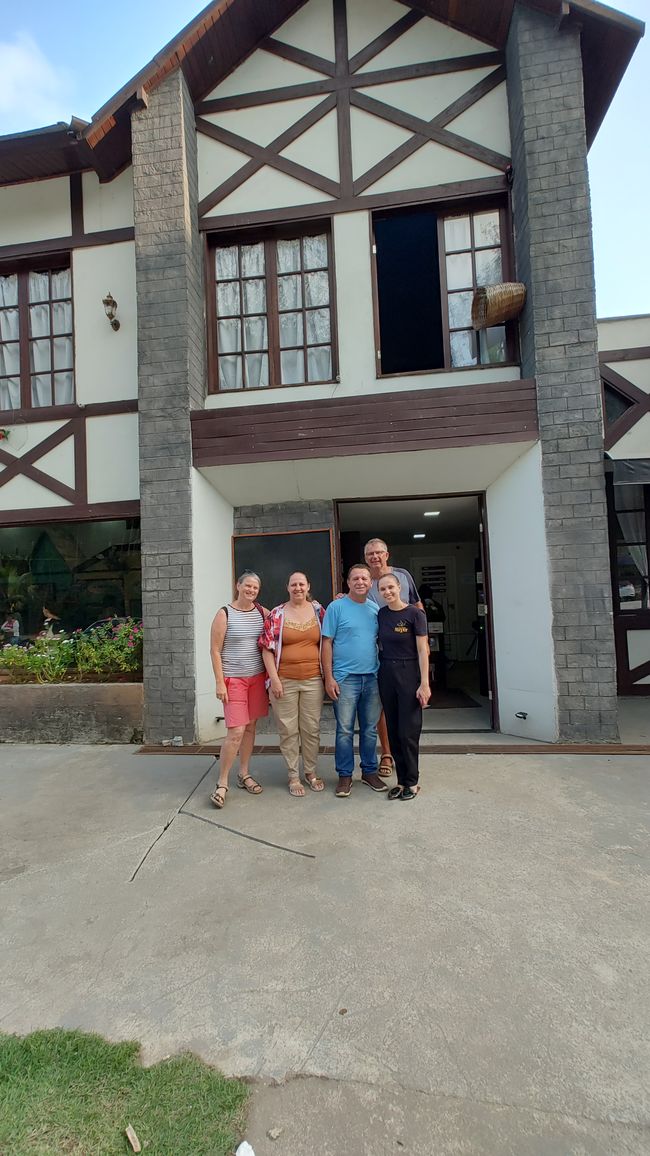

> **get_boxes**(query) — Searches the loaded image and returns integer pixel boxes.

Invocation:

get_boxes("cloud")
[0,32,73,135]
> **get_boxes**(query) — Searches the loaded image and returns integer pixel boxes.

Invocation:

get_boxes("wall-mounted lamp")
[102,292,120,331]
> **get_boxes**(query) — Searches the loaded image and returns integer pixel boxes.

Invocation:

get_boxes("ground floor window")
[0,518,141,682]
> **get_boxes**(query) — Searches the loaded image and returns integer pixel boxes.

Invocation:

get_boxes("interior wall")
[486,442,558,741]
[191,471,232,742]
[390,540,479,660]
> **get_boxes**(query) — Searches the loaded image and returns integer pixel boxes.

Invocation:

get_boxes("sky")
[0,0,647,319]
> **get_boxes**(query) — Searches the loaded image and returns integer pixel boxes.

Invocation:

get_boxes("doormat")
[427,689,483,709]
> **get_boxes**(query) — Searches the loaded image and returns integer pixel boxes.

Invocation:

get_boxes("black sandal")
[387,786,403,801]
[401,785,420,801]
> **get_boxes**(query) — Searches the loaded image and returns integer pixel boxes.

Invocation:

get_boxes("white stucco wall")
[82,168,134,232]
[85,414,139,503]
[608,412,650,459]
[0,420,73,512]
[201,439,534,507]
[73,242,137,403]
[486,443,558,742]
[191,471,232,742]
[598,314,650,352]
[199,0,510,221]
[0,177,71,245]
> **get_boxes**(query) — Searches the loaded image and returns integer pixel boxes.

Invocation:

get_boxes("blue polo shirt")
[322,596,379,681]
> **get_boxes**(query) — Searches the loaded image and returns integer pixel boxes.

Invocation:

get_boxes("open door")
[478,494,498,730]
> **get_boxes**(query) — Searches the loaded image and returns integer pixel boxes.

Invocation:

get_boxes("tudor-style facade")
[0,0,646,744]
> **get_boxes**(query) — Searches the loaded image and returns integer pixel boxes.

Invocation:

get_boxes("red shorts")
[223,672,269,728]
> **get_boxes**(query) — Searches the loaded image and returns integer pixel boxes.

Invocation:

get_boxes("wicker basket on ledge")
[471,282,526,330]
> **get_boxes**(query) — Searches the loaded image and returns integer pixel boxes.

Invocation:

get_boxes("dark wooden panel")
[191,378,538,466]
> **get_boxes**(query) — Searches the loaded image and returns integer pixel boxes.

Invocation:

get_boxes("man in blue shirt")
[321,564,386,798]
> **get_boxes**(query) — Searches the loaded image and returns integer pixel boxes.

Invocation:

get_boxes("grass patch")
[0,1030,249,1155]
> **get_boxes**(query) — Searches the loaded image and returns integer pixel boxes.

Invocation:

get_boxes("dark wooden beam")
[261,36,336,77]
[199,173,508,230]
[348,9,424,73]
[196,115,340,199]
[197,93,337,217]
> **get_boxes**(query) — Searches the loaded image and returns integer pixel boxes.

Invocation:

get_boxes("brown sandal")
[288,775,305,797]
[378,755,394,778]
[210,785,228,809]
[237,774,263,795]
[305,772,325,792]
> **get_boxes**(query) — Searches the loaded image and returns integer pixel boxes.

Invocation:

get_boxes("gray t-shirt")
[368,566,420,607]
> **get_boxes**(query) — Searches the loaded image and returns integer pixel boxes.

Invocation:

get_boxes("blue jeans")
[332,673,381,776]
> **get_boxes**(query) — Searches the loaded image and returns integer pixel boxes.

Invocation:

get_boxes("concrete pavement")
[1,744,649,1154]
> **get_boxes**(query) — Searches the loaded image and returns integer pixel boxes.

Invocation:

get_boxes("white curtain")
[616,486,648,608]
[1,275,20,408]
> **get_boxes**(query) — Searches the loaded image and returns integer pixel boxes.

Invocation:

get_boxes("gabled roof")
[0,0,644,186]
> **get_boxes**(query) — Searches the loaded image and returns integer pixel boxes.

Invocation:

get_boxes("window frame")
[371,197,518,379]
[0,253,75,415]
[206,221,339,394]
[607,479,650,616]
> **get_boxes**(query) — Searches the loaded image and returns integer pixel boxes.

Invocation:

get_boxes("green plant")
[74,620,143,676]
[0,620,143,683]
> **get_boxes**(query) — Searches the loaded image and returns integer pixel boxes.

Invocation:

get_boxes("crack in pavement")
[255,1071,650,1133]
[129,760,216,881]
[129,759,316,879]
[179,810,316,859]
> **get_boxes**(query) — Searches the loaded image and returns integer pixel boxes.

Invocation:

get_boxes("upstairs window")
[373,203,514,376]
[209,227,335,391]
[0,264,74,412]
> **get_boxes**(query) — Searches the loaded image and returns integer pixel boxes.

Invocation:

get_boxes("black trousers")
[378,658,422,788]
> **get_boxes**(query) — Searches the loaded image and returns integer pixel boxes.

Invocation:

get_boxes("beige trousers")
[272,676,324,777]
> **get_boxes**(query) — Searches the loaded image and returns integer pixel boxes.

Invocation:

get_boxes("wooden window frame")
[206,221,338,394]
[607,478,650,616]
[0,253,75,414]
[371,197,518,379]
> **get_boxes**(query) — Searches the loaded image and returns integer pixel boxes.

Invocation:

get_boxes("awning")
[611,458,650,486]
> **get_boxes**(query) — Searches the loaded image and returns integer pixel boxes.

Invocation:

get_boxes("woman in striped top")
[209,571,269,809]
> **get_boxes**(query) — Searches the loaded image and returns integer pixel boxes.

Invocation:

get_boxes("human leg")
[357,674,381,774]
[298,677,325,788]
[378,664,406,784]
[211,722,245,806]
[396,662,422,791]
[332,675,360,781]
[273,677,302,792]
[377,712,394,776]
[358,675,386,791]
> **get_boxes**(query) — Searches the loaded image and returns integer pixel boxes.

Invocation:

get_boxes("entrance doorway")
[337,495,494,732]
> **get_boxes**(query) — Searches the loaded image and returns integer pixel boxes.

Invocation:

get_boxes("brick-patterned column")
[132,70,205,743]
[506,5,618,741]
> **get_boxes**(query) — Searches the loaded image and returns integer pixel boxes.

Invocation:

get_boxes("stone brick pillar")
[506,4,618,741]
[132,70,205,743]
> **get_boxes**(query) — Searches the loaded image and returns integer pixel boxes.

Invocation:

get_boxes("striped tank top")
[221,605,265,678]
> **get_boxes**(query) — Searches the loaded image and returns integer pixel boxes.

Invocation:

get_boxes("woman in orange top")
[259,572,326,797]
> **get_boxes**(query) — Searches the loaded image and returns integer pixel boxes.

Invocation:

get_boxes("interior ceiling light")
[423,511,440,516]
[413,533,426,539]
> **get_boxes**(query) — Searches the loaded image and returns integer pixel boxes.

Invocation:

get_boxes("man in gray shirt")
[364,537,421,609]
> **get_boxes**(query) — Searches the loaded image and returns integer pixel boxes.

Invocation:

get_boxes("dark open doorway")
[337,495,495,733]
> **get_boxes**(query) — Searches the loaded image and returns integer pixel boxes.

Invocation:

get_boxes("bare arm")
[321,636,339,700]
[210,608,229,703]
[416,634,431,707]
[262,646,283,698]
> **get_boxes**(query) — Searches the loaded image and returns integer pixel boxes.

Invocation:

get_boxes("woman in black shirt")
[377,573,431,800]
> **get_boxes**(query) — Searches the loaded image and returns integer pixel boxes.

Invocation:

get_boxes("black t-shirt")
[378,604,427,661]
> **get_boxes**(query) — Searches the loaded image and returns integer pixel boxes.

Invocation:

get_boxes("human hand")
[216,683,229,704]
[325,677,340,701]
[416,683,431,707]
[270,677,283,699]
